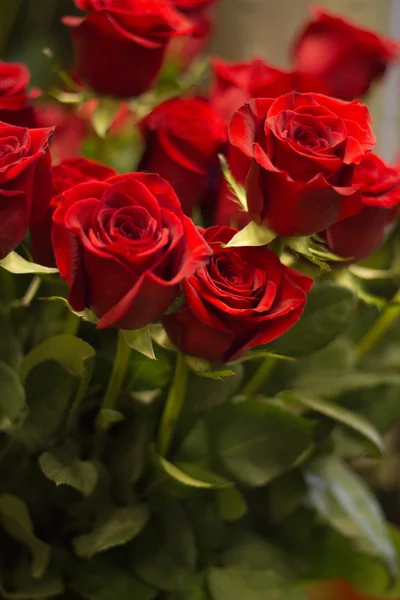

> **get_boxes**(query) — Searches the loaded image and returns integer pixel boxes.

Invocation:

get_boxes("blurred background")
[1,0,399,159]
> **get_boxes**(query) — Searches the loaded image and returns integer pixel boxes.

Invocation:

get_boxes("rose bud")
[0,122,54,259]
[167,0,219,69]
[211,57,329,123]
[30,158,115,267]
[163,225,313,363]
[0,61,40,128]
[52,173,212,330]
[292,7,400,101]
[63,0,194,99]
[229,92,376,237]
[139,97,226,215]
[325,153,400,262]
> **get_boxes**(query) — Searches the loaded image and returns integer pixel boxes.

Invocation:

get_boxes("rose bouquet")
[1,3,400,600]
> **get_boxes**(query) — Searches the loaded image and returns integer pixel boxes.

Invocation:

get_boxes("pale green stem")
[356,289,400,363]
[241,356,277,397]
[158,352,188,456]
[94,331,132,456]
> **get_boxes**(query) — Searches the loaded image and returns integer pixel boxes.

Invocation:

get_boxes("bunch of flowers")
[1,3,400,600]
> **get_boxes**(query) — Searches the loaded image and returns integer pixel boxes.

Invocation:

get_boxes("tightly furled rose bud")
[63,0,194,98]
[292,7,400,101]
[139,97,226,215]
[30,158,115,267]
[228,92,376,237]
[0,122,54,259]
[0,61,39,128]
[211,57,329,123]
[52,173,212,330]
[163,226,313,362]
[325,153,400,262]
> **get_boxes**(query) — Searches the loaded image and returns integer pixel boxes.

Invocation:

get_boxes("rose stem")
[158,352,188,456]
[356,289,400,363]
[19,276,41,307]
[241,355,277,397]
[93,330,132,456]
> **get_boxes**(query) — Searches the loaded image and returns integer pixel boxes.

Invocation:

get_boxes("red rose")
[229,92,376,237]
[139,97,226,215]
[163,226,313,362]
[35,103,88,164]
[0,122,54,259]
[31,158,115,267]
[167,0,219,68]
[211,57,329,123]
[52,172,211,330]
[325,153,400,262]
[63,0,194,98]
[292,7,400,101]
[0,61,39,128]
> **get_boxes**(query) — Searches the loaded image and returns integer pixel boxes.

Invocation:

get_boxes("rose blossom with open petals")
[163,226,313,363]
[0,121,54,259]
[228,92,376,237]
[0,61,39,128]
[31,158,115,267]
[325,153,400,262]
[52,172,212,330]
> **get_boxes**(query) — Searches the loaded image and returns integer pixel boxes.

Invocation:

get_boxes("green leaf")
[186,365,244,412]
[73,504,149,558]
[218,154,248,211]
[334,269,387,309]
[216,487,247,522]
[122,327,155,359]
[294,370,400,399]
[268,472,307,523]
[96,408,125,431]
[350,264,400,280]
[286,237,331,272]
[21,334,95,383]
[0,361,26,430]
[158,456,231,489]
[208,535,306,600]
[208,567,305,600]
[91,97,121,138]
[71,556,156,600]
[45,296,98,323]
[186,356,234,380]
[0,252,58,275]
[225,221,276,248]
[0,316,22,371]
[126,347,171,391]
[11,361,78,450]
[21,334,95,430]
[0,566,64,599]
[306,456,397,579]
[0,494,50,579]
[131,499,197,593]
[282,392,384,455]
[150,323,177,351]
[273,282,357,356]
[216,400,313,487]
[232,350,296,364]
[38,445,99,496]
